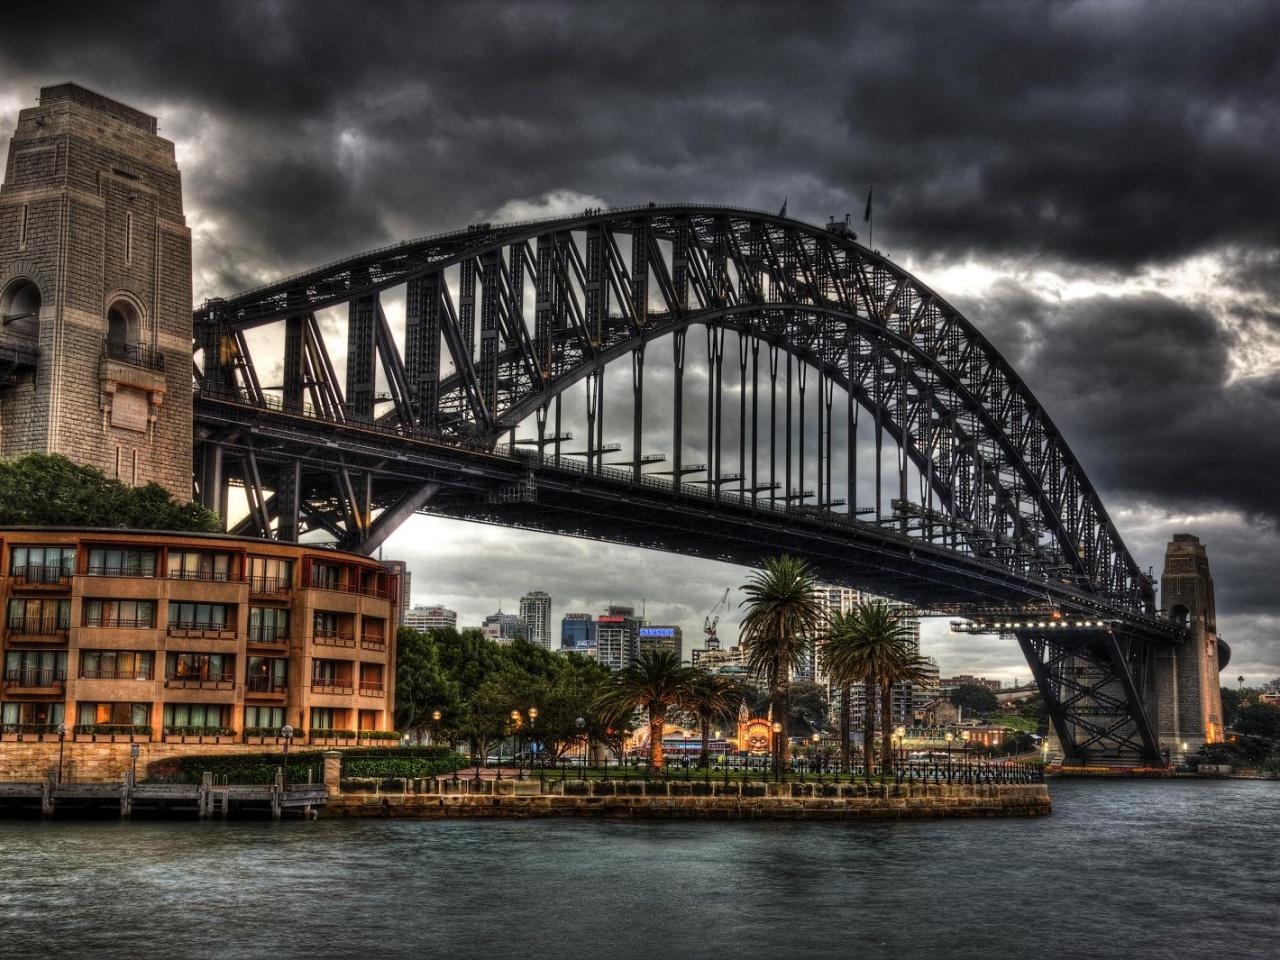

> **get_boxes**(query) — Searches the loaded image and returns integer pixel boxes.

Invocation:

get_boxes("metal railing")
[167,620,234,634]
[167,569,233,582]
[86,564,158,578]
[5,616,70,636]
[312,629,356,647]
[359,635,387,652]
[164,673,235,689]
[310,679,355,695]
[358,680,384,696]
[245,675,288,694]
[3,667,66,688]
[248,625,289,644]
[84,616,155,629]
[9,564,72,586]
[80,667,152,681]
[248,576,291,595]
[102,339,165,371]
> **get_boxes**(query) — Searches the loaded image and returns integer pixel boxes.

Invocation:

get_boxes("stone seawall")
[0,739,298,783]
[323,781,1050,820]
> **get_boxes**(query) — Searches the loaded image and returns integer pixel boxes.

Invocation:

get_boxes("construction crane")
[704,588,731,650]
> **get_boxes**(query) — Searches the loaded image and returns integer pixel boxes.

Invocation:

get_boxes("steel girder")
[194,205,1150,617]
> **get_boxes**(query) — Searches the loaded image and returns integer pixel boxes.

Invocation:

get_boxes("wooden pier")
[0,773,326,819]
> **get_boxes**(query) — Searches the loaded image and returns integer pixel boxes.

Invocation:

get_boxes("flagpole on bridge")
[864,185,873,250]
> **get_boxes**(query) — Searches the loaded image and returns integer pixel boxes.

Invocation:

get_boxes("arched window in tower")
[0,278,41,343]
[106,299,140,347]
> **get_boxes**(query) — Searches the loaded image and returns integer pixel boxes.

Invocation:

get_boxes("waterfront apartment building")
[518,591,553,650]
[0,528,399,744]
[403,605,457,633]
[560,613,596,655]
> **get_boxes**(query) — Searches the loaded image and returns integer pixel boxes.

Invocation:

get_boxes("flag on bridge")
[864,186,873,223]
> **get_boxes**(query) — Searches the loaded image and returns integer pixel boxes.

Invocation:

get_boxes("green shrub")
[356,730,402,741]
[164,725,234,737]
[244,726,285,738]
[147,750,327,785]
[310,729,358,739]
[341,753,467,779]
[74,724,152,736]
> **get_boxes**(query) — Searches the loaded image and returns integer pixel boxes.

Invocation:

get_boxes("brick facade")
[0,83,192,498]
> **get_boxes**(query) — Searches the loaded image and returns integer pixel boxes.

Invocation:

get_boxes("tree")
[0,453,219,531]
[820,609,866,773]
[394,627,460,741]
[823,600,917,780]
[1234,702,1280,741]
[681,671,743,767]
[739,555,825,770]
[950,684,1000,718]
[595,650,694,768]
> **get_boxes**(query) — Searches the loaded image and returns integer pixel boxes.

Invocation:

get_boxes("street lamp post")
[811,732,821,780]
[894,726,906,775]
[945,731,954,781]
[280,724,294,793]
[575,716,586,776]
[771,721,782,781]
[430,709,442,747]
[511,710,523,780]
[56,722,68,784]
[528,706,539,778]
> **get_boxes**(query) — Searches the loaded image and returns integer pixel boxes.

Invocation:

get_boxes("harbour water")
[1,778,1276,959]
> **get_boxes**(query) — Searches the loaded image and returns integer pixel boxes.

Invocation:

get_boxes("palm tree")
[594,650,694,768]
[879,650,933,773]
[824,600,917,780]
[739,555,825,772]
[818,608,864,773]
[682,670,743,767]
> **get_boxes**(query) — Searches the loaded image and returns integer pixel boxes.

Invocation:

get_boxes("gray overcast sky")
[3,0,1277,682]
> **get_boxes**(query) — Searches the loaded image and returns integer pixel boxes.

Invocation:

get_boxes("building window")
[246,656,287,693]
[244,705,285,731]
[9,545,75,583]
[6,598,70,633]
[313,611,341,638]
[4,650,67,687]
[105,298,141,348]
[168,602,230,630]
[83,599,155,628]
[165,652,232,683]
[166,550,232,582]
[248,556,292,592]
[310,562,341,590]
[76,702,150,728]
[86,547,157,577]
[248,607,289,643]
[310,707,337,731]
[80,650,153,681]
[162,704,231,731]
[2,701,64,728]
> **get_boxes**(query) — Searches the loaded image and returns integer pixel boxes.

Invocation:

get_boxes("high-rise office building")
[403,605,458,633]
[638,625,683,662]
[381,560,410,625]
[560,613,597,655]
[518,591,553,650]
[482,610,524,644]
[595,605,642,670]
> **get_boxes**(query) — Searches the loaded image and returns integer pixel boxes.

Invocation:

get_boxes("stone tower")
[0,83,192,498]
[1155,533,1224,756]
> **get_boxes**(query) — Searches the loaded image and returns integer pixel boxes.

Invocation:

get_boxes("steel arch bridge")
[192,204,1184,764]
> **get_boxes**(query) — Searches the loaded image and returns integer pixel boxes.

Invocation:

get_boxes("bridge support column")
[1152,534,1224,759]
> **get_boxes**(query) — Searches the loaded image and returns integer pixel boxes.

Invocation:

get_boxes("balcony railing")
[358,680,385,697]
[3,668,67,689]
[85,564,157,578]
[312,629,356,648]
[310,679,355,695]
[164,673,235,690]
[167,569,232,582]
[167,620,235,637]
[360,635,387,652]
[84,616,155,629]
[245,675,288,694]
[307,575,389,600]
[9,565,71,587]
[249,576,291,595]
[79,667,153,681]
[102,339,164,371]
[5,617,70,637]
[248,625,289,644]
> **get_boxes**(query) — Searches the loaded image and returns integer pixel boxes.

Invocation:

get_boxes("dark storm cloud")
[5,0,1279,281]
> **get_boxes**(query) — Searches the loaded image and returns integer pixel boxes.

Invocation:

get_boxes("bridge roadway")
[195,388,1178,644]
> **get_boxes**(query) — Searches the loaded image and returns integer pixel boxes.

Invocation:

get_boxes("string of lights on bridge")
[950,614,1115,634]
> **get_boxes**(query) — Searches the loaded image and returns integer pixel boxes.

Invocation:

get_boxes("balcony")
[168,569,233,583]
[310,678,355,696]
[360,635,387,653]
[164,672,235,690]
[245,675,288,697]
[358,680,385,698]
[102,339,164,371]
[307,574,389,600]
[312,629,356,649]
[166,621,236,641]
[0,723,62,743]
[85,564,157,579]
[72,724,152,743]
[3,668,67,692]
[249,576,291,597]
[9,565,71,589]
[248,625,290,646]
[84,617,155,630]
[79,668,153,681]
[4,617,69,642]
